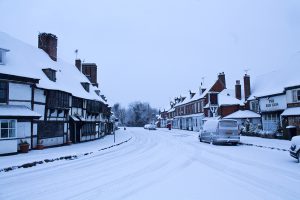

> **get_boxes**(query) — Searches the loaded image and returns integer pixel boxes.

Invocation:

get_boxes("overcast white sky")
[1,0,300,109]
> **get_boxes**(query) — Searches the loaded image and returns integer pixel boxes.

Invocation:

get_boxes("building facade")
[0,32,112,155]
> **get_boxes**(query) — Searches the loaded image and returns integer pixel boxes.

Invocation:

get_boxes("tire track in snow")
[178,139,300,200]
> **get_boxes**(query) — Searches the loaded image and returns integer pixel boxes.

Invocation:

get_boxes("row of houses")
[158,69,300,139]
[0,32,114,155]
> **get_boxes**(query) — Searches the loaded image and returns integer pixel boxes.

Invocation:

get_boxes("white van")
[199,119,240,145]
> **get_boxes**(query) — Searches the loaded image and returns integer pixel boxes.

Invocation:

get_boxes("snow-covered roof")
[281,107,300,116]
[248,66,300,100]
[173,80,215,108]
[0,105,41,118]
[175,86,211,107]
[0,47,10,52]
[224,110,261,119]
[173,113,204,119]
[218,89,244,106]
[167,108,175,113]
[0,32,105,102]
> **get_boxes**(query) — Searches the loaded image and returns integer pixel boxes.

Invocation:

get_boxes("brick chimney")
[82,63,98,88]
[75,59,82,72]
[38,33,57,61]
[235,80,241,100]
[244,74,251,100]
[218,72,226,89]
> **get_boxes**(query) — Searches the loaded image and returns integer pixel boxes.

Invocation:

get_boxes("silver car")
[144,124,156,130]
[199,119,240,145]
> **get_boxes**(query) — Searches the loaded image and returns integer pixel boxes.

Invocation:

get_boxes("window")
[37,121,64,139]
[0,81,8,103]
[292,90,300,102]
[81,123,96,136]
[0,51,3,64]
[0,120,16,139]
[219,121,237,128]
[81,82,90,92]
[72,97,83,108]
[87,100,101,114]
[47,90,70,109]
[0,49,8,65]
[250,100,259,113]
[42,68,56,82]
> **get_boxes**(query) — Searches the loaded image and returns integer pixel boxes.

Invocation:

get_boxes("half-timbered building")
[0,32,112,155]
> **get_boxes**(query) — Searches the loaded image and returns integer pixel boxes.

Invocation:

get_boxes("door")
[70,121,81,143]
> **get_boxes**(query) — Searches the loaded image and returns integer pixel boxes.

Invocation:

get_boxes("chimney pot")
[218,72,226,89]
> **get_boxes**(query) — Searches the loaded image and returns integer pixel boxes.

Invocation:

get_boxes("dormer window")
[81,82,90,92]
[42,68,56,82]
[0,48,10,65]
[95,90,100,96]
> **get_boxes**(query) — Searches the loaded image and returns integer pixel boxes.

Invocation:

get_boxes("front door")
[70,121,81,143]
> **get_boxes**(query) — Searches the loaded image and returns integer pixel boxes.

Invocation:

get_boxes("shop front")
[259,95,286,134]
[281,107,300,137]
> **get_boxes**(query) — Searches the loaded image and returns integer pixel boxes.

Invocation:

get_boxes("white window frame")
[0,119,17,139]
[251,100,259,113]
[292,89,300,103]
[0,49,9,65]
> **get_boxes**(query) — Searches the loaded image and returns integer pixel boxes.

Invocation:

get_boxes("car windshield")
[219,121,237,128]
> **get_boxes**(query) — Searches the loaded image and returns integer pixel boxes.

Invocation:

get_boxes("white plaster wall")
[34,88,46,103]
[17,122,31,138]
[34,104,45,120]
[9,83,31,101]
[64,123,68,132]
[49,110,57,118]
[58,111,64,118]
[0,140,18,154]
[33,123,37,136]
[9,101,31,108]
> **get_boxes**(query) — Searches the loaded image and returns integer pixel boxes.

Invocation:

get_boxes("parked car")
[144,124,156,130]
[199,119,240,145]
[289,136,300,163]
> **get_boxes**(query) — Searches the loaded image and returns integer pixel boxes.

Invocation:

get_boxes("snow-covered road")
[1,128,300,200]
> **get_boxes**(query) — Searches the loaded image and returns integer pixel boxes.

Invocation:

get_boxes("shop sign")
[260,95,287,112]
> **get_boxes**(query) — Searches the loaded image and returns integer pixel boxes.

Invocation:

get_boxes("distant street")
[1,128,300,200]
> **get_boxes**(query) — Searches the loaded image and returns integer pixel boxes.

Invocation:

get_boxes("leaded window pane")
[9,129,16,138]
[1,129,8,138]
[1,121,8,129]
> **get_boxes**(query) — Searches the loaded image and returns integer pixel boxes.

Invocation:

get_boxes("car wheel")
[199,136,203,142]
